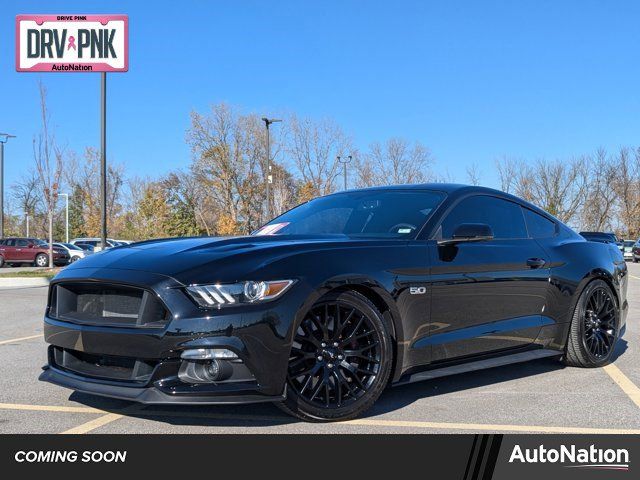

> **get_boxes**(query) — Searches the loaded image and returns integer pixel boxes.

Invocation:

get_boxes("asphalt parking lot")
[1,266,639,434]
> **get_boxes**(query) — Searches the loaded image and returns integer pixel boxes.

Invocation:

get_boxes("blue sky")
[2,0,640,191]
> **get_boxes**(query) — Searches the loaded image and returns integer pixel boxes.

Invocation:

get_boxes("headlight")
[186,280,295,308]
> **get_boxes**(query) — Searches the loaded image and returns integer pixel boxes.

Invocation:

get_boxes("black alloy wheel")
[565,279,619,367]
[280,290,392,421]
[583,286,617,358]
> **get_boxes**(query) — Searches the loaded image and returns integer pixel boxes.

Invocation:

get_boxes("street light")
[0,133,16,239]
[337,155,353,190]
[60,193,69,243]
[261,117,282,221]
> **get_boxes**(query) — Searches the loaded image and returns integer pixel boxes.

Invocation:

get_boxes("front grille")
[51,346,157,383]
[50,282,170,328]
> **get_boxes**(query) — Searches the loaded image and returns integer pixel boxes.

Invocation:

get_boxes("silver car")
[53,242,91,263]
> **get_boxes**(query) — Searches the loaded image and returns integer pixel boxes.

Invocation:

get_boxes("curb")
[0,277,51,288]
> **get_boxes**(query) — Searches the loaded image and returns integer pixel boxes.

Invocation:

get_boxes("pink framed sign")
[16,14,128,72]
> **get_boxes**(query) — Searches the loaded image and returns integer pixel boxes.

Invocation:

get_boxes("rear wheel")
[35,253,48,268]
[565,280,619,367]
[0,256,4,268]
[279,290,392,422]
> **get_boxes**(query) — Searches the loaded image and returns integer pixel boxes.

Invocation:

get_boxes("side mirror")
[27,243,35,248]
[438,223,494,246]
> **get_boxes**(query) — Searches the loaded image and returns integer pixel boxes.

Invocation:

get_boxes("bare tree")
[11,170,42,223]
[288,115,351,196]
[581,148,617,231]
[64,148,125,237]
[355,138,435,187]
[495,156,520,193]
[33,82,64,267]
[187,103,265,234]
[612,147,640,237]
[465,163,481,186]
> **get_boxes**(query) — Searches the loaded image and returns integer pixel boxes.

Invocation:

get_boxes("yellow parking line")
[342,418,640,434]
[2,400,640,434]
[60,413,124,434]
[603,363,640,409]
[0,334,42,346]
[0,402,104,414]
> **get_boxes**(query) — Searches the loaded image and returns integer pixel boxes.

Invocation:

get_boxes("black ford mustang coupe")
[40,184,628,421]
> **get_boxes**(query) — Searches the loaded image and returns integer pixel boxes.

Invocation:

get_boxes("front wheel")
[279,290,393,422]
[34,253,48,267]
[565,279,619,367]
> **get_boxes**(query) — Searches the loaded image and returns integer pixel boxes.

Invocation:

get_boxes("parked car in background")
[632,240,640,263]
[622,240,635,261]
[69,238,119,252]
[579,231,624,251]
[53,243,91,263]
[74,243,96,253]
[114,240,133,245]
[0,238,70,267]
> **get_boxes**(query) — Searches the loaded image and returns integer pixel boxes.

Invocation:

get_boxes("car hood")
[60,235,398,285]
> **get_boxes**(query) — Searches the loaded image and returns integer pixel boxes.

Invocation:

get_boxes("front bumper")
[39,267,306,405]
[39,366,286,405]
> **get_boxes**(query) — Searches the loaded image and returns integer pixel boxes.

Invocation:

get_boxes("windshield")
[624,241,634,247]
[34,240,47,247]
[63,243,82,250]
[254,190,446,239]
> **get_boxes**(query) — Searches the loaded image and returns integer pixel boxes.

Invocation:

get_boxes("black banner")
[0,434,637,479]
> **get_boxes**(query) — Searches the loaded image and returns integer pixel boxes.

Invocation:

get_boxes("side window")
[441,196,527,240]
[522,208,556,238]
[16,239,29,247]
[5,239,15,247]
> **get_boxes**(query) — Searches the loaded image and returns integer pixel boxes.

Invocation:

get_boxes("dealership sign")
[16,14,128,72]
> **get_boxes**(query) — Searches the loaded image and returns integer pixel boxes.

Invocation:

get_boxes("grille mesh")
[50,282,169,328]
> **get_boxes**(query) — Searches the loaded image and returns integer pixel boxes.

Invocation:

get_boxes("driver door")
[426,195,550,361]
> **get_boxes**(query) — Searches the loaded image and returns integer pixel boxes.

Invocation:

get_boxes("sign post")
[16,14,128,250]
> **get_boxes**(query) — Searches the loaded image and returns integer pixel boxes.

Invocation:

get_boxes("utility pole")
[100,73,107,251]
[60,193,69,243]
[261,117,282,221]
[25,213,29,237]
[337,155,353,190]
[0,133,16,239]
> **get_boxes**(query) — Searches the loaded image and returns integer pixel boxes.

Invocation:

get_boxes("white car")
[69,237,119,252]
[53,242,91,263]
[623,240,635,261]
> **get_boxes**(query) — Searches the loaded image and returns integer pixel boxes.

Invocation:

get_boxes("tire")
[0,256,4,268]
[634,258,638,263]
[279,290,393,422]
[564,279,619,368]
[35,253,48,268]
[71,256,79,263]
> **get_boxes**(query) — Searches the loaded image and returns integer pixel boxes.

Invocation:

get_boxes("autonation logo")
[509,444,629,471]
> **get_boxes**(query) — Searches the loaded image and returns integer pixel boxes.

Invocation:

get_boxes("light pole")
[60,193,69,243]
[24,213,29,237]
[100,73,107,251]
[261,117,282,222]
[337,155,353,190]
[0,133,16,239]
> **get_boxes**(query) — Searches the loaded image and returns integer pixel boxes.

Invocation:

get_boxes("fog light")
[178,359,234,384]
[181,348,238,360]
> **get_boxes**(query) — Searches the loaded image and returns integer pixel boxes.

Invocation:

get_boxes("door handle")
[526,258,546,268]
